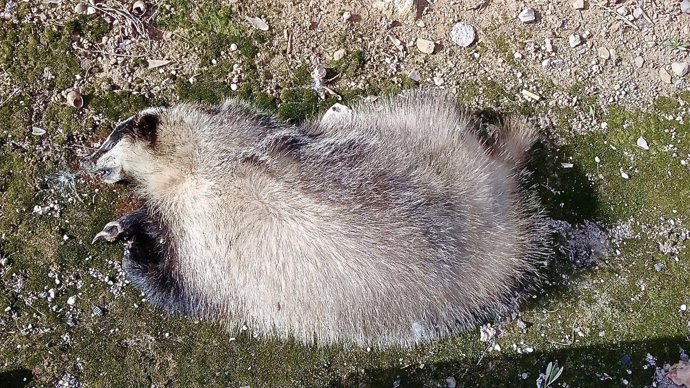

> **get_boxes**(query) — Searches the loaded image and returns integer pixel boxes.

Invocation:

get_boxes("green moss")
[277,88,320,122]
[67,15,111,43]
[329,49,366,77]
[653,95,681,114]
[0,23,80,91]
[89,90,154,121]
[188,7,268,64]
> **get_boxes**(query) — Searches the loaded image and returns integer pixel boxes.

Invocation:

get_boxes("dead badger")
[88,92,550,347]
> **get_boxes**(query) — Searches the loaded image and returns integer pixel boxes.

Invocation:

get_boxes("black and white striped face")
[88,109,161,183]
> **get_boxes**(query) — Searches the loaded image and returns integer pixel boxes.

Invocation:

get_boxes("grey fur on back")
[96,91,550,347]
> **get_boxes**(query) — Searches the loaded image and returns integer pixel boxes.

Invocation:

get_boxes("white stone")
[573,0,585,10]
[450,22,476,47]
[246,16,269,31]
[632,8,643,19]
[633,56,644,68]
[568,33,582,48]
[672,62,689,77]
[408,69,421,83]
[518,8,536,23]
[321,104,353,126]
[67,296,76,306]
[416,38,435,54]
[597,47,610,60]
[660,68,672,84]
[682,0,690,14]
[373,0,414,19]
[333,48,346,61]
[636,136,649,150]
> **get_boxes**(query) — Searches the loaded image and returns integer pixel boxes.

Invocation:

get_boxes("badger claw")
[92,221,123,244]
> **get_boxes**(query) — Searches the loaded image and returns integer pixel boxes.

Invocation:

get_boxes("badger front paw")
[92,208,147,244]
[92,221,124,243]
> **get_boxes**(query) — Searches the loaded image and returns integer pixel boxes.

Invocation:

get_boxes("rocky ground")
[1,0,690,387]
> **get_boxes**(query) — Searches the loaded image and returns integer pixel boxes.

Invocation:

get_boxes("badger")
[87,92,550,347]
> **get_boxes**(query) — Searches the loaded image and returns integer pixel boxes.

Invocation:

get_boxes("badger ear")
[133,113,159,144]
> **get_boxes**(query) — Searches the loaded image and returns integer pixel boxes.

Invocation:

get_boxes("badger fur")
[88,92,550,347]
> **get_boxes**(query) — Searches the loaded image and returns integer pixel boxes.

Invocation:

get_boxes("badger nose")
[80,158,97,173]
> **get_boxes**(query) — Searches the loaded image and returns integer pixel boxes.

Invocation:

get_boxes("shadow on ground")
[340,336,688,387]
[0,369,32,388]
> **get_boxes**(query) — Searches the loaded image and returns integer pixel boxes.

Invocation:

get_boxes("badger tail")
[488,117,539,167]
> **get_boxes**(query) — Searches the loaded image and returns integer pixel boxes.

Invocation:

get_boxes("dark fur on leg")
[96,208,202,316]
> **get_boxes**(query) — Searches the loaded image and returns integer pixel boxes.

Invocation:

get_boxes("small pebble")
[659,68,673,84]
[67,296,76,306]
[246,16,269,31]
[632,8,643,20]
[230,84,238,91]
[521,89,541,101]
[568,33,582,48]
[450,22,476,47]
[32,127,46,136]
[74,3,87,14]
[597,47,610,60]
[620,170,630,179]
[333,48,346,61]
[518,8,536,23]
[91,306,104,316]
[446,377,457,388]
[636,136,649,150]
[230,43,238,51]
[573,0,585,10]
[654,263,664,272]
[342,11,352,21]
[672,62,689,77]
[595,156,601,163]
[416,38,435,54]
[682,0,690,14]
[433,75,444,86]
[633,56,644,68]
[408,70,421,83]
[681,304,688,312]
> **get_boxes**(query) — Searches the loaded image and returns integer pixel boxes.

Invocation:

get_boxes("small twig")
[73,45,148,59]
[592,1,641,31]
[0,87,21,108]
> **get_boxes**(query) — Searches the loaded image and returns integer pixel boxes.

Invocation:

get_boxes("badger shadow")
[335,336,689,387]
[0,369,32,388]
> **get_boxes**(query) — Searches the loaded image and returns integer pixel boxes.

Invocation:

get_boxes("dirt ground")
[1,0,690,387]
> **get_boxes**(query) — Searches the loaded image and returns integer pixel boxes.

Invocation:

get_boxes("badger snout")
[89,156,124,183]
[83,117,136,183]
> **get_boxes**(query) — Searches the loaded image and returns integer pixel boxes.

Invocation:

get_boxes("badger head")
[87,109,162,184]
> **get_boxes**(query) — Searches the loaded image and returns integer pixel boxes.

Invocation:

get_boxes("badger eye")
[133,113,159,144]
